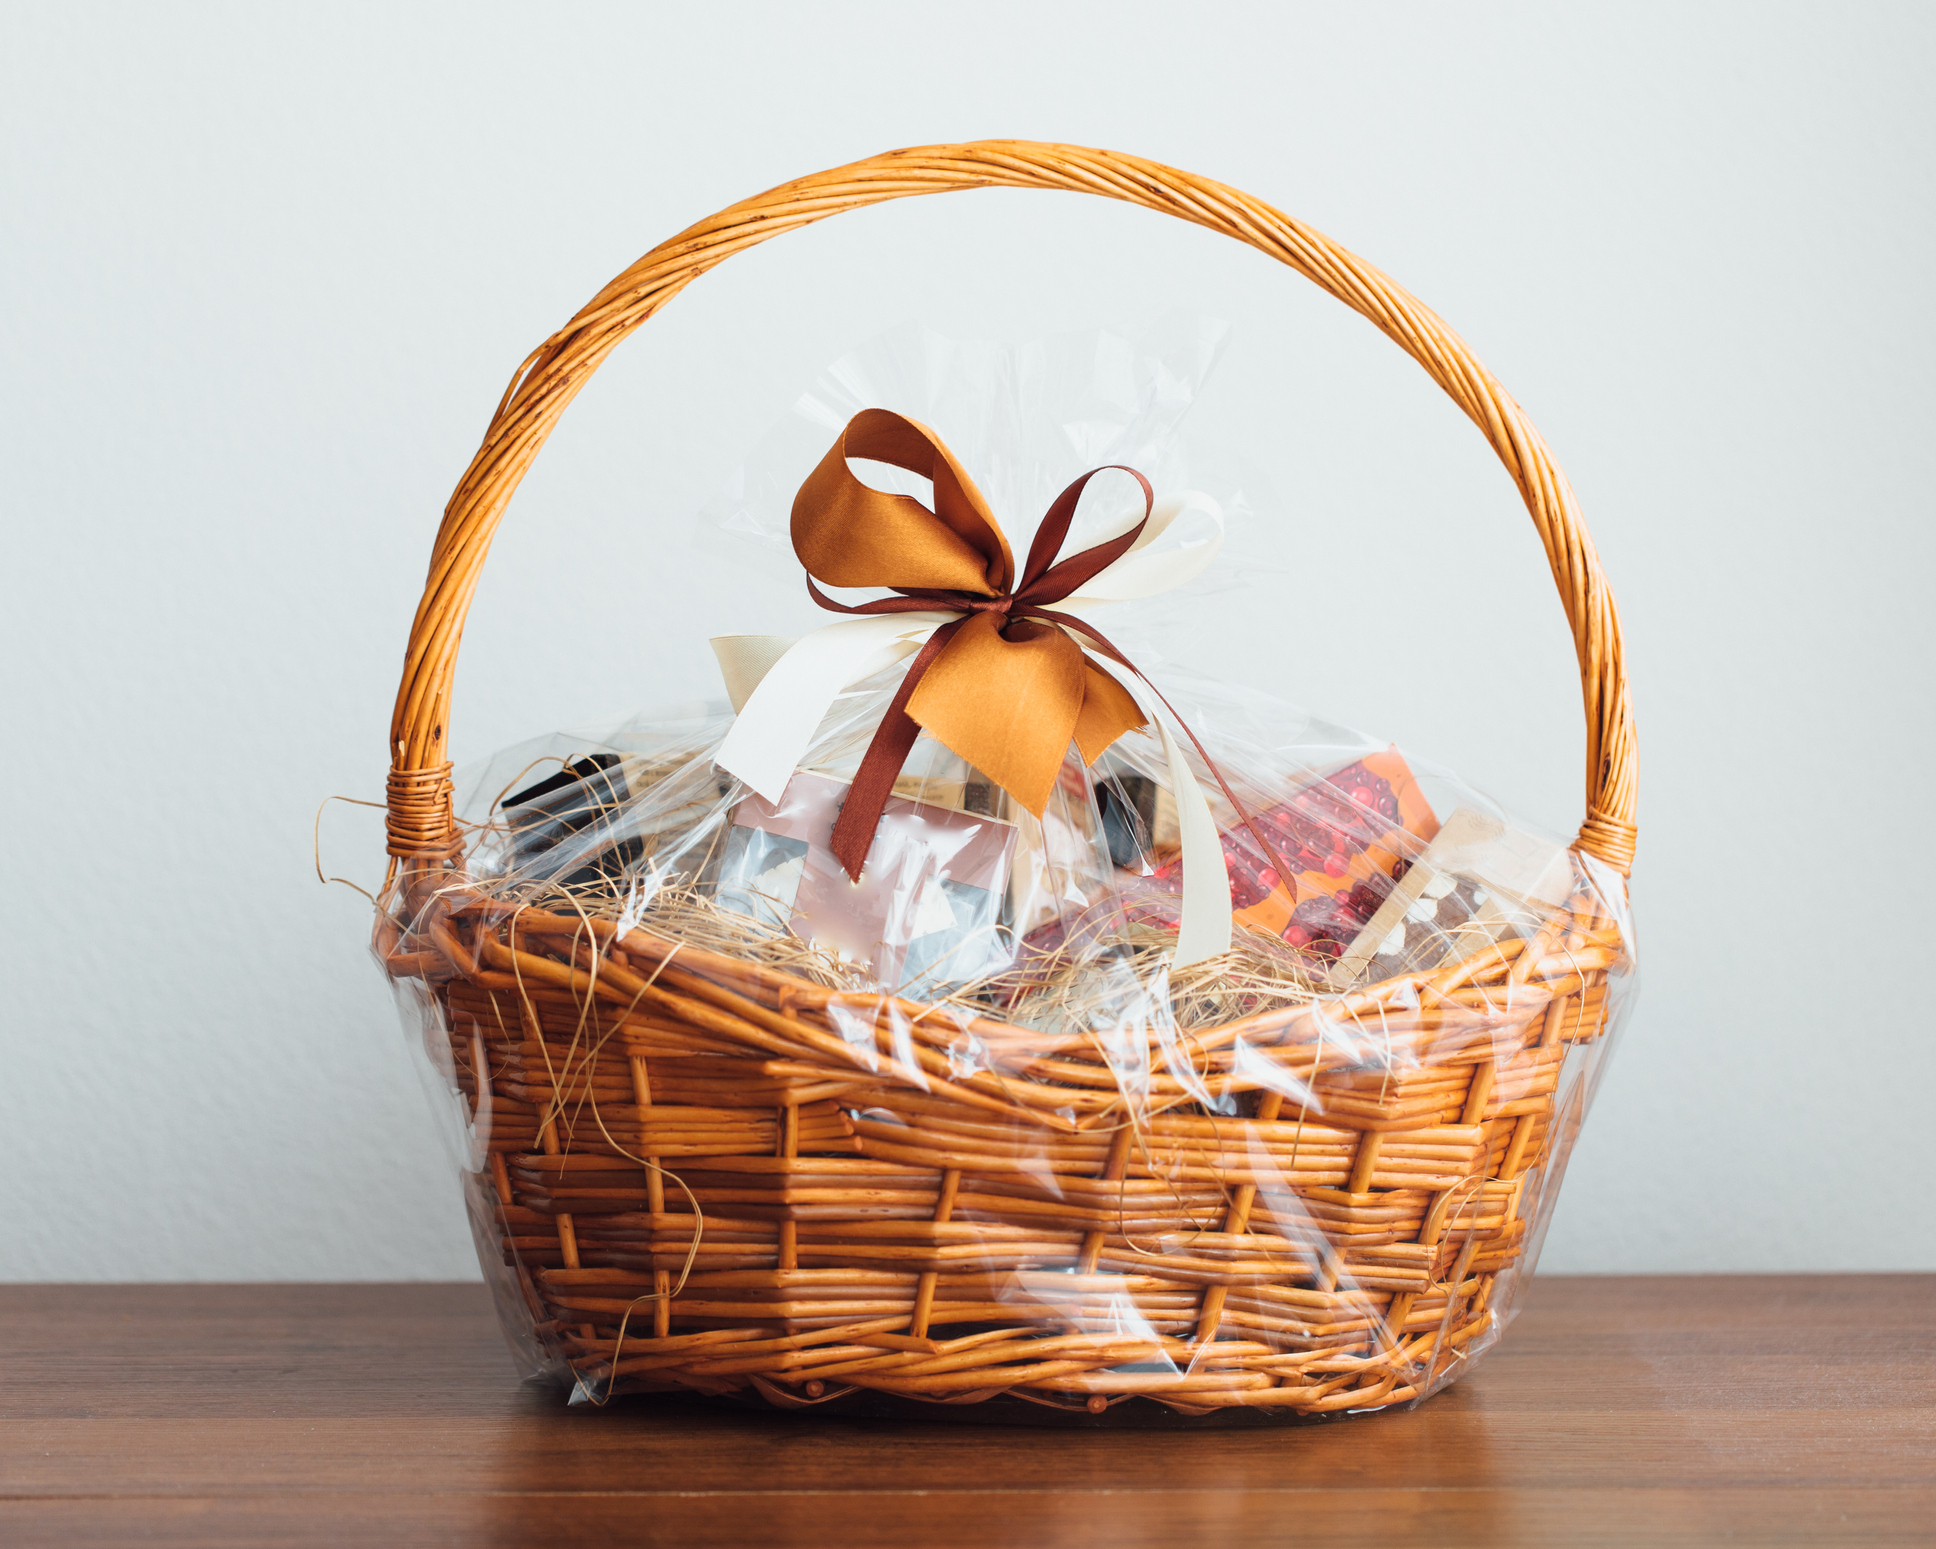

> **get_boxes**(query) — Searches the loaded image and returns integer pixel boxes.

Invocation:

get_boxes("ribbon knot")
[790,409,1162,877]
[714,407,1261,966]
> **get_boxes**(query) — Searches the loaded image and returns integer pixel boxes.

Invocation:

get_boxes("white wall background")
[4,1,1930,1281]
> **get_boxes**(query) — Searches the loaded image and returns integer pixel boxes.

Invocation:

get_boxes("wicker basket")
[379,141,1637,1418]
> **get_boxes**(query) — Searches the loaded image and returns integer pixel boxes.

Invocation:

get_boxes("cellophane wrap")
[380,321,1636,1419]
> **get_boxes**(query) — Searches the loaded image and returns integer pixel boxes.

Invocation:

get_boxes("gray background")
[4,2,1929,1281]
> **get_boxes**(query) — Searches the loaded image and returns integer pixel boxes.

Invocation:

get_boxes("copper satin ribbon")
[792,408,1292,893]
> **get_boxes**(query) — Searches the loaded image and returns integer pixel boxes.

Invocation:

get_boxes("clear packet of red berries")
[1080,666,1594,997]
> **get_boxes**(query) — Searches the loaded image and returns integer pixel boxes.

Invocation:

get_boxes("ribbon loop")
[791,408,1012,596]
[1017,467,1157,605]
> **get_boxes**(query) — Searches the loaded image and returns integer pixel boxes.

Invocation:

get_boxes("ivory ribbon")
[713,408,1237,965]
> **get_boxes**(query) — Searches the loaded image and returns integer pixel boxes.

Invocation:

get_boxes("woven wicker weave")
[380,141,1636,1417]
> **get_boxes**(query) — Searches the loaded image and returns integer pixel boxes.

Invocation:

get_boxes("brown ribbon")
[793,408,1288,891]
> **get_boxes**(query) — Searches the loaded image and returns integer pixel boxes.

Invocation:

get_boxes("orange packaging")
[1153,747,1440,956]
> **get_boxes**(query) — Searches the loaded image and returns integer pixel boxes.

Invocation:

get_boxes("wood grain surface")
[2,1275,1928,1546]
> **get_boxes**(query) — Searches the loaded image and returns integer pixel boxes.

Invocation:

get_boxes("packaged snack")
[1161,747,1438,947]
[1331,806,1576,984]
[503,755,638,888]
[713,767,1018,999]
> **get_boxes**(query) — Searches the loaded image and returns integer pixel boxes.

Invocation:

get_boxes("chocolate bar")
[1332,807,1576,983]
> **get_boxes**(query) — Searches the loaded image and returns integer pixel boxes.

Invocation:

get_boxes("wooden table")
[2,1276,1928,1546]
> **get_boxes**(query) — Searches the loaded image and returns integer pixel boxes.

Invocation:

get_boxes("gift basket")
[375,142,1637,1420]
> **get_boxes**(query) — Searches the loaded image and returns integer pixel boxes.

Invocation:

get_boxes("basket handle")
[388,140,1637,876]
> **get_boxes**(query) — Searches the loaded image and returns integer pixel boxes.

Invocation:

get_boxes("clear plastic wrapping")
[379,322,1636,1420]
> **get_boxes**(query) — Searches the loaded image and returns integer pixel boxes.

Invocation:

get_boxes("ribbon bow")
[714,408,1243,965]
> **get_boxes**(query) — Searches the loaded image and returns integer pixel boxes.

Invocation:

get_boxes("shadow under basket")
[375,141,1639,1422]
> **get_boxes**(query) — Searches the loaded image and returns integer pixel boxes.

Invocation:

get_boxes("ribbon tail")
[1091,659,1232,967]
[714,612,951,802]
[828,617,968,880]
[1047,608,1303,968]
[710,635,798,713]
[1158,714,1235,967]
